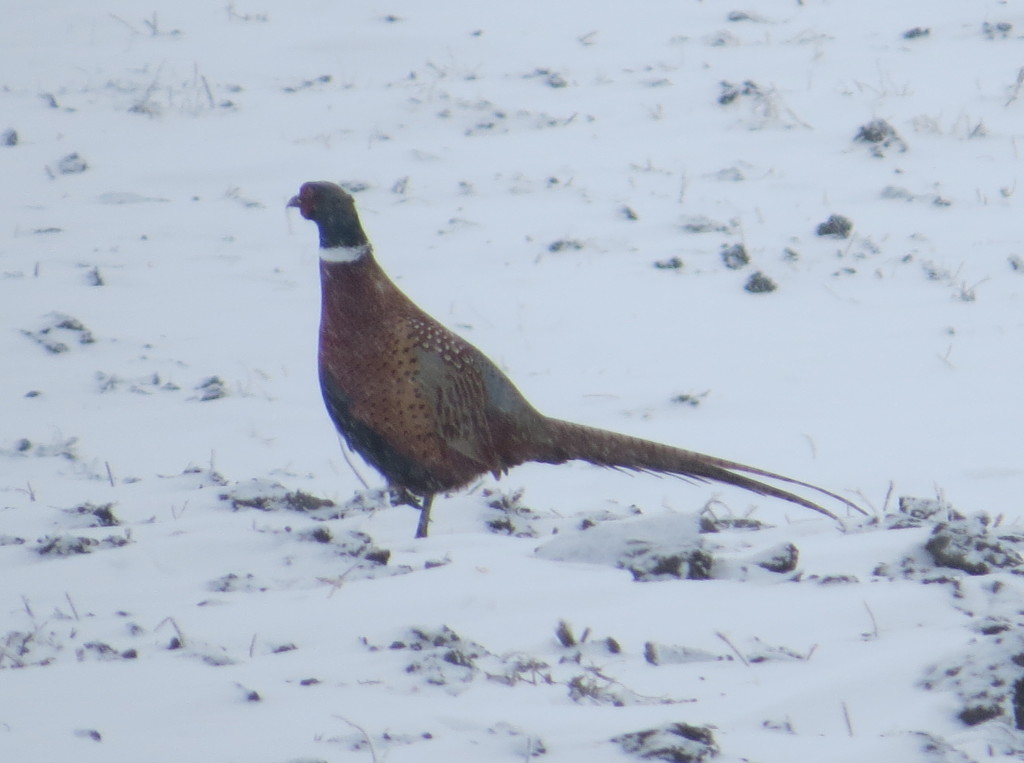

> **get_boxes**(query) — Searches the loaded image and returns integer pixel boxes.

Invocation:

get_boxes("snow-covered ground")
[3,1,1024,760]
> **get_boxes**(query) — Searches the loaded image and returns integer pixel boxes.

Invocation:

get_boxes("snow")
[3,1,1024,760]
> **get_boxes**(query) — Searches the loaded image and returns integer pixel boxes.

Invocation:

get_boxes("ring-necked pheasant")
[288,181,865,537]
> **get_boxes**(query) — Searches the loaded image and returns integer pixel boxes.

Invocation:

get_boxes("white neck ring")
[320,244,370,263]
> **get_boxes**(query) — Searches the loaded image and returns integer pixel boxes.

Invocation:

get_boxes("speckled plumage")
[289,181,865,537]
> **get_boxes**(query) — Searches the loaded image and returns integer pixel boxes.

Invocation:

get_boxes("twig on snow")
[715,631,749,667]
[333,716,379,763]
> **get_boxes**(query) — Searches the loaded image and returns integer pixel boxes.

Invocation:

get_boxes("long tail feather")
[541,419,866,521]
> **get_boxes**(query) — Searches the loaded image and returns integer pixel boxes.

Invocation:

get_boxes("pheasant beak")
[286,194,301,208]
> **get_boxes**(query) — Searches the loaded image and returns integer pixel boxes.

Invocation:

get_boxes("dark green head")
[288,181,369,249]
